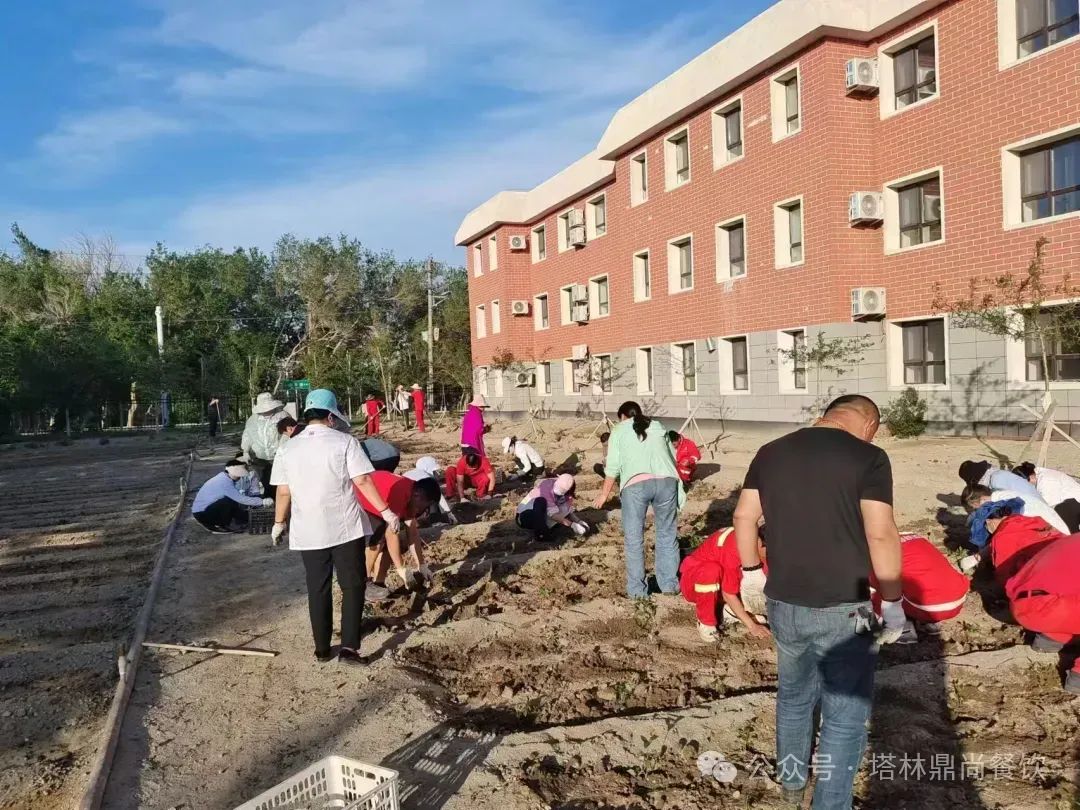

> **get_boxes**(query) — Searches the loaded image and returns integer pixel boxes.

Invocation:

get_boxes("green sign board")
[285,378,311,393]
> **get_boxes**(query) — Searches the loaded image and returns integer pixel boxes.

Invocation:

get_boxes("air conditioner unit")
[515,371,535,387]
[568,208,585,228]
[851,287,886,320]
[572,304,590,323]
[508,234,528,251]
[571,344,589,360]
[849,192,884,224]
[510,299,530,316]
[845,57,879,94]
[569,225,587,247]
[571,284,588,302]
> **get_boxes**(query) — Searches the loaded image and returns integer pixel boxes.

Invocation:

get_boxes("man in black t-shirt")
[733,394,904,809]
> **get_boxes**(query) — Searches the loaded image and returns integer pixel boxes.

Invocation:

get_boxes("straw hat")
[469,394,488,408]
[253,392,284,414]
[411,383,422,390]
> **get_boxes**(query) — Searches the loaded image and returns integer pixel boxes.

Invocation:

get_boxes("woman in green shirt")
[594,401,684,598]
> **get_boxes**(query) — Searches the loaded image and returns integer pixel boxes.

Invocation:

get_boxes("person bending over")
[961,483,1069,547]
[446,450,495,501]
[668,431,702,484]
[515,473,587,542]
[680,526,769,643]
[966,497,1066,583]
[1013,461,1080,533]
[192,459,272,533]
[958,459,1041,499]
[502,436,545,480]
[403,456,458,524]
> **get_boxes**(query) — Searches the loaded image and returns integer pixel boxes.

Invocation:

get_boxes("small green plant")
[632,597,657,630]
[882,387,928,438]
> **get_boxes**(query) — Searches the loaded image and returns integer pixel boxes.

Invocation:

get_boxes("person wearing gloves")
[679,526,769,643]
[959,459,1041,499]
[403,456,457,524]
[270,389,401,667]
[502,436,545,480]
[668,431,702,484]
[733,394,904,810]
[241,392,288,496]
[1013,461,1080,533]
[460,394,489,457]
[445,450,495,501]
[191,459,273,533]
[961,483,1070,539]
[354,471,440,598]
[965,497,1066,584]
[515,473,588,542]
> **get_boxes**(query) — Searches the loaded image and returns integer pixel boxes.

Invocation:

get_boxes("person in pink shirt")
[460,394,489,457]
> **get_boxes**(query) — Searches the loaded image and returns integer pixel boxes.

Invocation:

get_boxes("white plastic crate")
[234,756,399,810]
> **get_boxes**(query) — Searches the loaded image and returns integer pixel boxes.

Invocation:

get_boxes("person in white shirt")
[502,436,545,480]
[961,484,1070,536]
[395,384,412,430]
[1014,462,1080,533]
[403,456,458,524]
[192,459,272,533]
[270,389,399,667]
[241,392,288,495]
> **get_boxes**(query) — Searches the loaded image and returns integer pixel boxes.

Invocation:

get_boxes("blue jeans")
[768,598,877,810]
[619,477,679,598]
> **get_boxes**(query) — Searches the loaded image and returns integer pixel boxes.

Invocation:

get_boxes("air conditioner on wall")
[508,234,528,251]
[571,344,589,360]
[851,287,886,320]
[568,208,585,228]
[571,284,588,302]
[845,57,879,94]
[569,225,587,247]
[849,192,884,224]
[515,371,535,387]
[572,304,590,323]
[510,300,530,316]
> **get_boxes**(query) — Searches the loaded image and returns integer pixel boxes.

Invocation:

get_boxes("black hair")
[412,476,441,505]
[562,482,577,499]
[1013,462,1037,479]
[303,408,331,423]
[617,400,651,442]
[667,430,681,443]
[464,451,481,467]
[276,415,298,435]
[599,431,610,444]
[824,394,880,421]
[961,484,993,511]
[508,436,517,446]
[757,524,767,545]
[225,456,247,470]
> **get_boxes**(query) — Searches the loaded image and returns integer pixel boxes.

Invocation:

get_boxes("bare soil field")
[3,419,1080,809]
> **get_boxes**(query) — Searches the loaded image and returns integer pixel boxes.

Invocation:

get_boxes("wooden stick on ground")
[142,642,278,658]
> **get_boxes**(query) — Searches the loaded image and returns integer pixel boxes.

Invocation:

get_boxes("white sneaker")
[698,622,720,642]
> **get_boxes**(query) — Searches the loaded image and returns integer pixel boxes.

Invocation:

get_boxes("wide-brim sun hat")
[253,392,284,414]
[416,456,441,475]
[304,388,351,426]
[554,473,575,496]
[411,383,422,390]
[469,394,488,408]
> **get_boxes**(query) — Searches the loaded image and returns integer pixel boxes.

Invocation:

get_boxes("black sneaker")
[315,649,334,663]
[338,648,366,667]
[1031,633,1065,654]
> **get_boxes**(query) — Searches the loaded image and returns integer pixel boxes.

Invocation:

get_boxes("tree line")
[0,225,473,433]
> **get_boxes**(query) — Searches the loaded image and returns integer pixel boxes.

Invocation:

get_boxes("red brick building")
[456,0,1080,429]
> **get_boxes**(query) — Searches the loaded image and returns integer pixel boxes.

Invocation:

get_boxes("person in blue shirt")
[959,460,1040,500]
[192,459,272,533]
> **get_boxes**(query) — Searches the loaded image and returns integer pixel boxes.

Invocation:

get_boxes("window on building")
[674,342,697,393]
[637,347,654,393]
[491,300,501,334]
[477,366,489,396]
[633,250,651,301]
[902,319,946,384]
[893,34,937,109]
[717,219,746,280]
[1020,135,1080,221]
[533,225,548,263]
[712,99,743,167]
[729,337,749,390]
[1025,308,1080,381]
[1017,0,1080,58]
[791,330,807,390]
[898,175,943,247]
[473,243,483,276]
[488,234,498,270]
[587,194,607,238]
[564,358,588,394]
[770,66,801,140]
[668,236,694,292]
[774,200,803,266]
[537,362,552,395]
[557,211,571,252]
[593,354,613,393]
[560,285,574,325]
[783,77,800,133]
[535,294,549,330]
[631,151,648,205]
[589,275,610,318]
[665,129,690,189]
[476,305,486,339]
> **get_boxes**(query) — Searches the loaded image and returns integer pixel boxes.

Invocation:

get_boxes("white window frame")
[664,127,691,190]
[633,249,652,302]
[491,299,501,335]
[591,353,614,395]
[773,196,805,269]
[475,305,486,339]
[886,315,951,391]
[719,334,752,395]
[712,95,745,169]
[562,358,584,396]
[998,0,1080,70]
[559,285,574,326]
[636,346,655,394]
[671,341,699,395]
[536,361,552,396]
[534,293,550,331]
[667,234,694,294]
[883,166,945,254]
[492,369,504,399]
[716,215,747,282]
[1003,300,1080,390]
[586,193,608,240]
[770,64,801,142]
[531,224,547,263]
[557,209,572,253]
[488,234,498,271]
[1002,123,1080,230]
[776,328,808,393]
[879,21,940,119]
[630,150,649,206]
[476,365,489,397]
[588,274,610,319]
[473,243,483,277]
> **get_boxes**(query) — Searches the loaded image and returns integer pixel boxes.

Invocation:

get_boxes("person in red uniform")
[363,394,384,436]
[354,470,440,599]
[445,450,495,501]
[680,526,769,642]
[1006,532,1080,695]
[410,384,426,433]
[668,431,702,484]
[870,534,970,641]
[986,512,1066,586]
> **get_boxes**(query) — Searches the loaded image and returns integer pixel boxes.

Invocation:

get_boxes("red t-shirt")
[363,400,382,417]
[1007,532,1080,600]
[991,515,1065,586]
[675,437,702,482]
[455,454,493,478]
[354,470,414,518]
[685,528,763,595]
[887,535,969,609]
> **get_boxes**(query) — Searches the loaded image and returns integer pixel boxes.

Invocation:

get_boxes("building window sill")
[881,93,940,120]
[1005,209,1080,231]
[885,239,945,257]
[1001,35,1079,71]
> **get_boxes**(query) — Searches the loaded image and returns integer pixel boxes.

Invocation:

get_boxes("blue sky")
[0,0,774,266]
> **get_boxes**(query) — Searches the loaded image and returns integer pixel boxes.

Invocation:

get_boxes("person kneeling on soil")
[502,436,545,480]
[192,458,272,533]
[446,450,495,501]
[355,471,440,599]
[961,483,1070,554]
[515,473,588,542]
[403,456,458,524]
[869,533,970,643]
[1013,461,1080,533]
[668,431,702,485]
[967,498,1066,585]
[1005,531,1080,695]
[679,526,769,642]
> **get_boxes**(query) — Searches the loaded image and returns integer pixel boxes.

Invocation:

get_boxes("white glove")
[396,566,413,590]
[380,508,401,533]
[740,568,768,616]
[261,498,274,507]
[959,554,980,573]
[878,599,907,645]
[571,521,588,536]
[447,512,459,525]
[271,522,286,545]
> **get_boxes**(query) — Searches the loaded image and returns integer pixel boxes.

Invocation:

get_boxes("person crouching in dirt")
[1013,461,1080,533]
[966,497,1066,585]
[502,435,545,481]
[668,431,702,485]
[403,456,458,524]
[679,526,769,642]
[961,487,1069,572]
[515,473,588,542]
[355,471,440,599]
[446,450,495,501]
[191,458,273,533]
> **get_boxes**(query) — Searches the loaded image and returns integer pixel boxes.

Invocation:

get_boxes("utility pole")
[426,256,435,404]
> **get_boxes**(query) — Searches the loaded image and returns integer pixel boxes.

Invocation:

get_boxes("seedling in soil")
[633,597,657,631]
